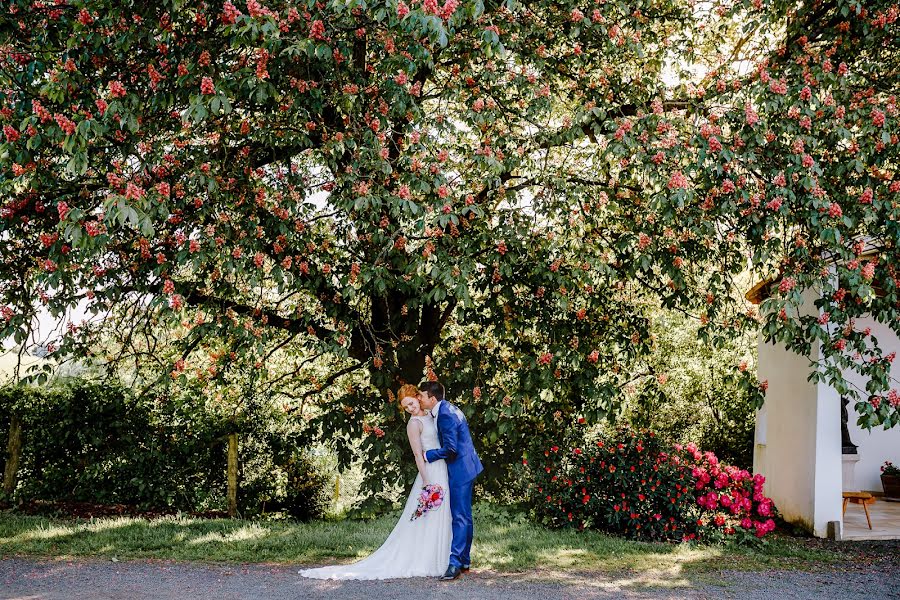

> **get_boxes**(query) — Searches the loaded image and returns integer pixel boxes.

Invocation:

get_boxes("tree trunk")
[227,432,238,518]
[3,415,22,496]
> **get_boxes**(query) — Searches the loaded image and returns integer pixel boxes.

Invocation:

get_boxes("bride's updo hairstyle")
[397,384,419,407]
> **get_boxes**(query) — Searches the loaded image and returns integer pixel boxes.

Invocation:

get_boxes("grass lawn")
[0,504,846,580]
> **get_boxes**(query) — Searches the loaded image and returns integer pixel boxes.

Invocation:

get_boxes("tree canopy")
[1,0,899,493]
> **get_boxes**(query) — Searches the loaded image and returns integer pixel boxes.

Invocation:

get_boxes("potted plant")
[882,461,900,499]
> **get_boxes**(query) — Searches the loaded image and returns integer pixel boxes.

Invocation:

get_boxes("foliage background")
[1,0,899,508]
[0,380,331,519]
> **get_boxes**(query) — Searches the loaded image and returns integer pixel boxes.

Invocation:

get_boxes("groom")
[418,381,483,581]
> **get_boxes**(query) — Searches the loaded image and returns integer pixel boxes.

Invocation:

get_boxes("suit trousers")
[448,478,475,568]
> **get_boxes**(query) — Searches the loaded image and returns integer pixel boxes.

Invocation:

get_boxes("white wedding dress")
[300,415,452,580]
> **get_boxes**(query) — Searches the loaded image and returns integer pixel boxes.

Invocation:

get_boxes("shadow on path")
[1,557,898,600]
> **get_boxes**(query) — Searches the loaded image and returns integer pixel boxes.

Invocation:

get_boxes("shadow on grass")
[0,505,853,590]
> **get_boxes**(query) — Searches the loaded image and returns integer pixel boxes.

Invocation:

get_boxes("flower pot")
[882,474,900,498]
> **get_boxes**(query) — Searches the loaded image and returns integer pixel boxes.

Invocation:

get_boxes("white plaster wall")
[813,377,843,535]
[754,289,843,537]
[843,316,900,493]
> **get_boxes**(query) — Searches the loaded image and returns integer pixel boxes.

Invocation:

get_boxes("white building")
[748,278,899,539]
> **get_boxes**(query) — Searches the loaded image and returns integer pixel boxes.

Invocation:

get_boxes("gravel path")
[2,557,898,600]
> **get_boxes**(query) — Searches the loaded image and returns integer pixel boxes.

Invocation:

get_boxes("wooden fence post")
[3,415,22,496]
[227,432,238,518]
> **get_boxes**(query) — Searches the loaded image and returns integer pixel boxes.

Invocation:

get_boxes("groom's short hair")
[419,381,444,401]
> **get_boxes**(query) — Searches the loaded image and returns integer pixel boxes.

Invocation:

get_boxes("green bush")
[281,452,331,521]
[617,312,757,469]
[0,380,329,517]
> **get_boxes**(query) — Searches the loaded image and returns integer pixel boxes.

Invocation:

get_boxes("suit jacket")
[425,400,484,485]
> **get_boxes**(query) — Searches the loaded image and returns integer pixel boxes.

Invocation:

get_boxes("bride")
[299,384,452,580]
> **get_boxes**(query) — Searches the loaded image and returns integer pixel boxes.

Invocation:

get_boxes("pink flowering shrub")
[676,442,776,540]
[526,426,776,543]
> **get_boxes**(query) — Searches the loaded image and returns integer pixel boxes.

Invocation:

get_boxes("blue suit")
[425,400,483,569]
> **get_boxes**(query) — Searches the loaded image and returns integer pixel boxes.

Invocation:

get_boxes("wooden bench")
[842,491,875,530]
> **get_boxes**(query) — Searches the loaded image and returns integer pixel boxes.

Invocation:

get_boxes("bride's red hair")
[397,384,419,407]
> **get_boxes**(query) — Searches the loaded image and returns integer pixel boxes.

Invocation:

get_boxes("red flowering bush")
[526,427,776,543]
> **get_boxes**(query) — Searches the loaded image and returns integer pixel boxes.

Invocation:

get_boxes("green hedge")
[0,381,329,518]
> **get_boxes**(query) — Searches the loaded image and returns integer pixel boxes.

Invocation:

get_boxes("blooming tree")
[1,0,899,492]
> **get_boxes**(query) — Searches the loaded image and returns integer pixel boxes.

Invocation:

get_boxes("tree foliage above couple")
[1,0,899,497]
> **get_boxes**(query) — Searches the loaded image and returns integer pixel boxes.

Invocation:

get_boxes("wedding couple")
[300,381,483,581]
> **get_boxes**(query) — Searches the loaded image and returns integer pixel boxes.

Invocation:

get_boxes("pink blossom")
[246,0,271,18]
[768,78,787,94]
[439,0,459,19]
[872,108,886,127]
[221,1,242,25]
[124,182,145,201]
[201,76,215,95]
[859,187,874,204]
[85,221,102,237]
[32,99,52,122]
[667,170,689,190]
[397,1,410,18]
[744,103,759,126]
[54,114,77,136]
[888,389,900,408]
[3,124,20,142]
[108,80,127,98]
[778,277,796,293]
[861,262,875,281]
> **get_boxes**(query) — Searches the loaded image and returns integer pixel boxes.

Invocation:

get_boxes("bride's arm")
[406,419,430,486]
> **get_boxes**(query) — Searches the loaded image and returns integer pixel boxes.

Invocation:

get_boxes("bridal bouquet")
[410,484,444,521]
